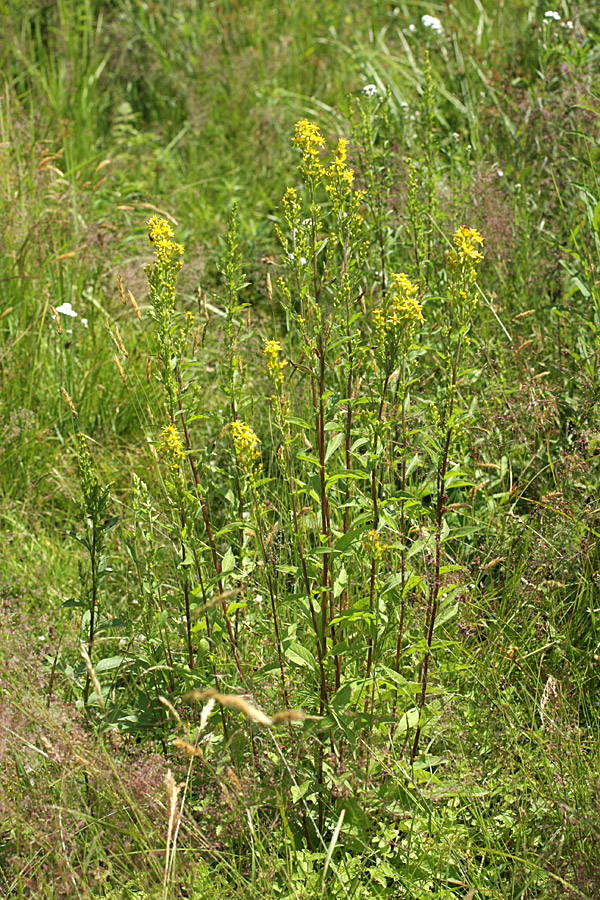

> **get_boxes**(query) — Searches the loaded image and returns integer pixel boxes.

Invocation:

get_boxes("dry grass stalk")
[114,355,128,387]
[172,738,202,758]
[226,767,242,794]
[117,274,127,306]
[158,695,181,724]
[106,320,128,357]
[114,325,128,357]
[128,289,142,320]
[80,645,105,712]
[183,688,320,728]
[199,697,215,732]
[163,769,180,899]
[51,305,62,335]
[171,697,215,760]
[60,386,77,416]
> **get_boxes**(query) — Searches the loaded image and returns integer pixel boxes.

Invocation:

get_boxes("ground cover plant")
[1,0,600,897]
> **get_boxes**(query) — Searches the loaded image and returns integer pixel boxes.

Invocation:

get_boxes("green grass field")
[1,1,600,897]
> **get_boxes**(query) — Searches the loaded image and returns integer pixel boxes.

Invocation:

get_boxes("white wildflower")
[55,302,77,317]
[80,317,88,328]
[544,10,561,21]
[362,83,378,97]
[422,14,443,33]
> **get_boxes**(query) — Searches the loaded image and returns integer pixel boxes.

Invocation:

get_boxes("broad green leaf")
[285,642,317,671]
[221,546,235,575]
[394,707,420,736]
[95,655,133,674]
[334,527,364,552]
[324,432,344,464]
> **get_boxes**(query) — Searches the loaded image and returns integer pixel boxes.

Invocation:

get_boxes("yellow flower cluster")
[293,119,325,175]
[231,420,261,466]
[282,186,301,218]
[263,339,287,384]
[447,226,484,318]
[327,138,354,188]
[364,529,387,562]
[147,216,184,267]
[158,423,185,471]
[373,273,424,333]
[451,226,484,267]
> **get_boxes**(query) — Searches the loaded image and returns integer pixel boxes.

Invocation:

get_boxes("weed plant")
[1,2,600,899]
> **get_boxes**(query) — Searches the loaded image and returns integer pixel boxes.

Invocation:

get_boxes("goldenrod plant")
[3,2,600,897]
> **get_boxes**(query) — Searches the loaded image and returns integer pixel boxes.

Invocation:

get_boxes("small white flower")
[80,317,88,328]
[408,23,416,33]
[452,132,460,142]
[362,83,378,97]
[496,169,504,178]
[253,594,263,604]
[399,100,408,109]
[55,302,77,317]
[544,10,561,21]
[422,14,443,33]
[563,19,573,29]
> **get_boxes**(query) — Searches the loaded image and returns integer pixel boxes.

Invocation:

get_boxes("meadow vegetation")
[1,1,600,897]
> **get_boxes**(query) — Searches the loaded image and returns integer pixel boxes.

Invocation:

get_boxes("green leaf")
[324,432,344,464]
[394,707,420,736]
[593,200,600,233]
[325,470,370,486]
[62,598,85,609]
[101,515,120,533]
[221,546,235,575]
[434,601,459,631]
[330,681,353,710]
[95,655,133,674]
[285,642,317,671]
[443,525,481,540]
[333,566,347,598]
[334,527,364,552]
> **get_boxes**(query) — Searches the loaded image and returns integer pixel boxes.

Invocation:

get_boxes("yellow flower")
[364,529,386,562]
[147,216,184,267]
[263,339,288,384]
[293,119,325,176]
[453,226,484,266]
[293,119,325,152]
[158,424,185,471]
[374,273,424,336]
[231,420,261,465]
[389,273,425,324]
[328,138,354,188]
